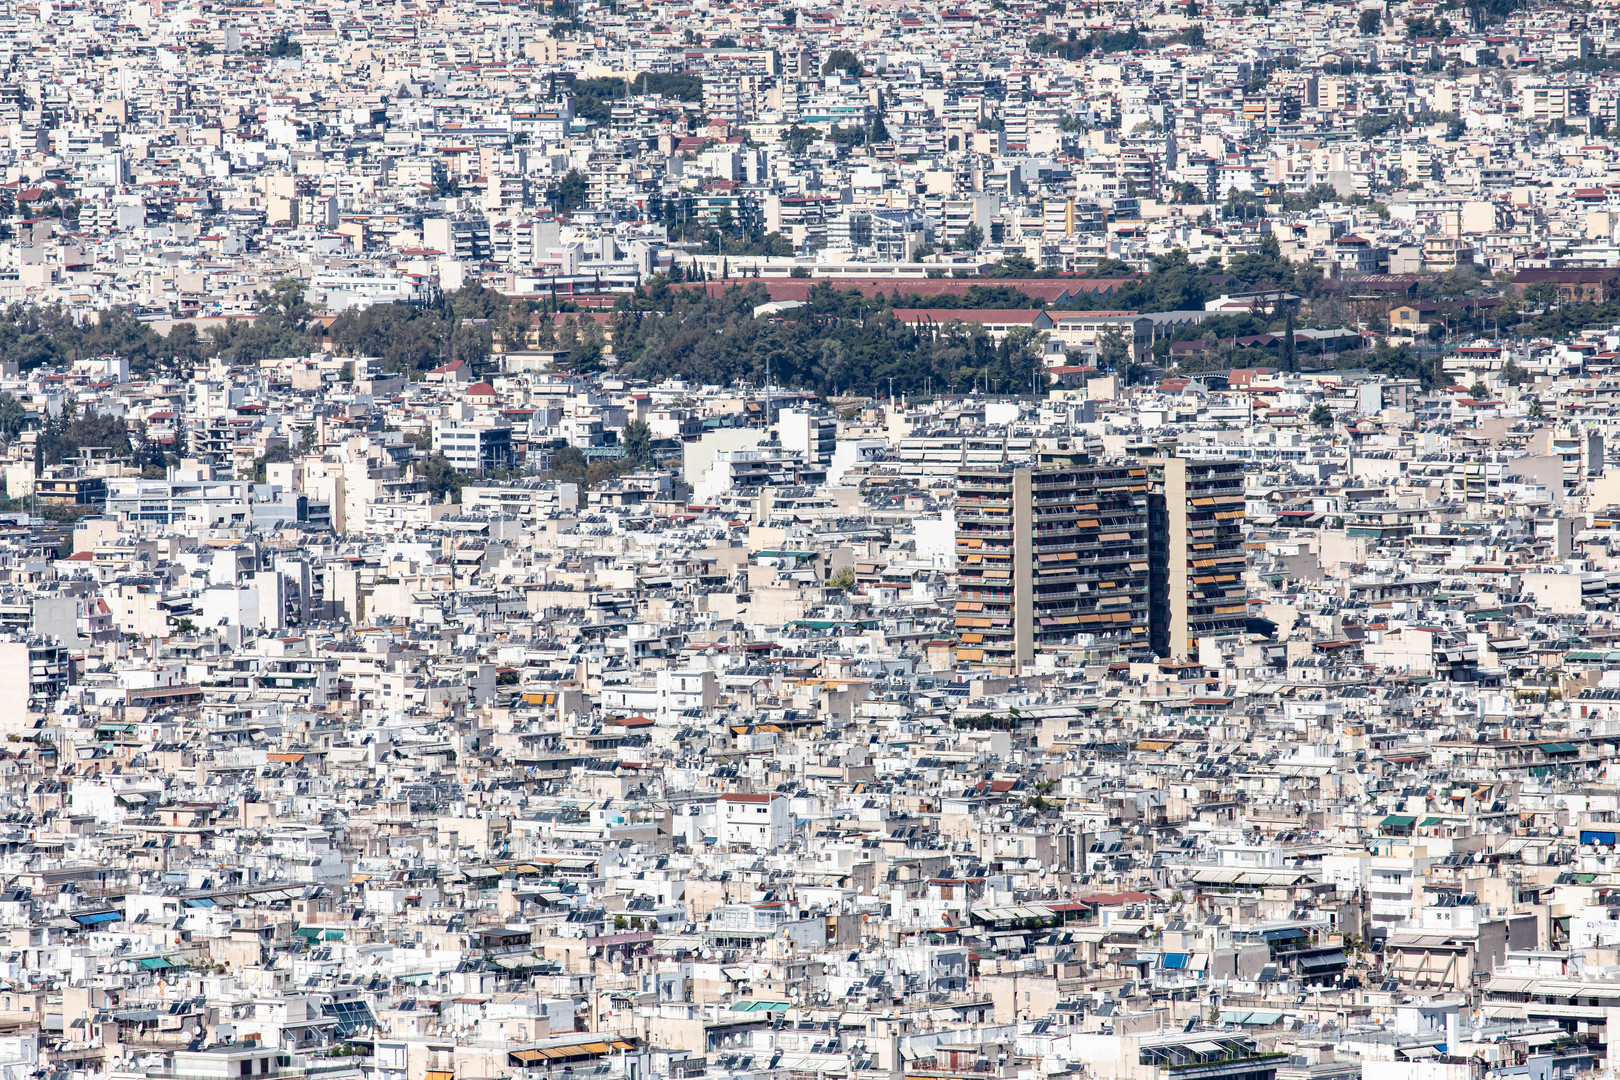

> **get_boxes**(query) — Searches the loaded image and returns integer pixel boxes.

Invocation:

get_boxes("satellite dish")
[192,1026,204,1037]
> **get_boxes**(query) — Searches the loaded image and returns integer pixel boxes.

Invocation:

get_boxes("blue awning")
[1160,953,1189,969]
[72,911,122,926]
[1582,830,1617,846]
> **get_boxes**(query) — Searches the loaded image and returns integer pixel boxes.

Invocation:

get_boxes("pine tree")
[1283,307,1297,373]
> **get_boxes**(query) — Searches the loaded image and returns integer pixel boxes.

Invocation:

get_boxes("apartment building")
[1144,457,1248,661]
[955,456,1153,674]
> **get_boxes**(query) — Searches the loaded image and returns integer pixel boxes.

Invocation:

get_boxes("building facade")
[955,456,1152,673]
[1145,457,1248,661]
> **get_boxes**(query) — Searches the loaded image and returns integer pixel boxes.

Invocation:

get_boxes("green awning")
[138,957,174,971]
[1419,816,1444,826]
[1539,741,1578,755]
[1380,814,1417,828]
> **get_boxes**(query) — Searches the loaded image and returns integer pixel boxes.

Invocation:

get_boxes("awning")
[71,911,122,926]
[1230,1010,1283,1026]
[1381,814,1417,828]
[1298,951,1346,969]
[138,957,174,971]
[1160,953,1189,969]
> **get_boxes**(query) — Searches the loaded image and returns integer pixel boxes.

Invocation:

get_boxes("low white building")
[716,792,793,849]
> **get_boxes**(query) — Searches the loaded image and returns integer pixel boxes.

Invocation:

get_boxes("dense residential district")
[21,0,1620,1079]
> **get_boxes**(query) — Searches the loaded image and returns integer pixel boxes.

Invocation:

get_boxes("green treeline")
[0,245,1471,397]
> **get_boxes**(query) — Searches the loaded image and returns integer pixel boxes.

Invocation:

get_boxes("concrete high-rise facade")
[954,454,1247,672]
[1145,457,1248,661]
[955,456,1152,672]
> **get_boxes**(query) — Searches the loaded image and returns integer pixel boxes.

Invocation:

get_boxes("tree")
[549,445,590,486]
[1170,181,1205,205]
[989,254,1040,277]
[955,224,984,252]
[1294,261,1325,299]
[420,454,465,503]
[784,125,817,154]
[550,170,590,214]
[827,566,857,591]
[450,321,492,368]
[1529,398,1546,418]
[821,48,862,77]
[258,277,311,323]
[623,419,652,467]
[1358,8,1381,33]
[1095,327,1131,372]
[248,445,294,483]
[1310,403,1333,427]
[1523,281,1559,309]
[162,321,208,378]
[264,29,301,57]
[450,280,508,321]
[0,393,27,441]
